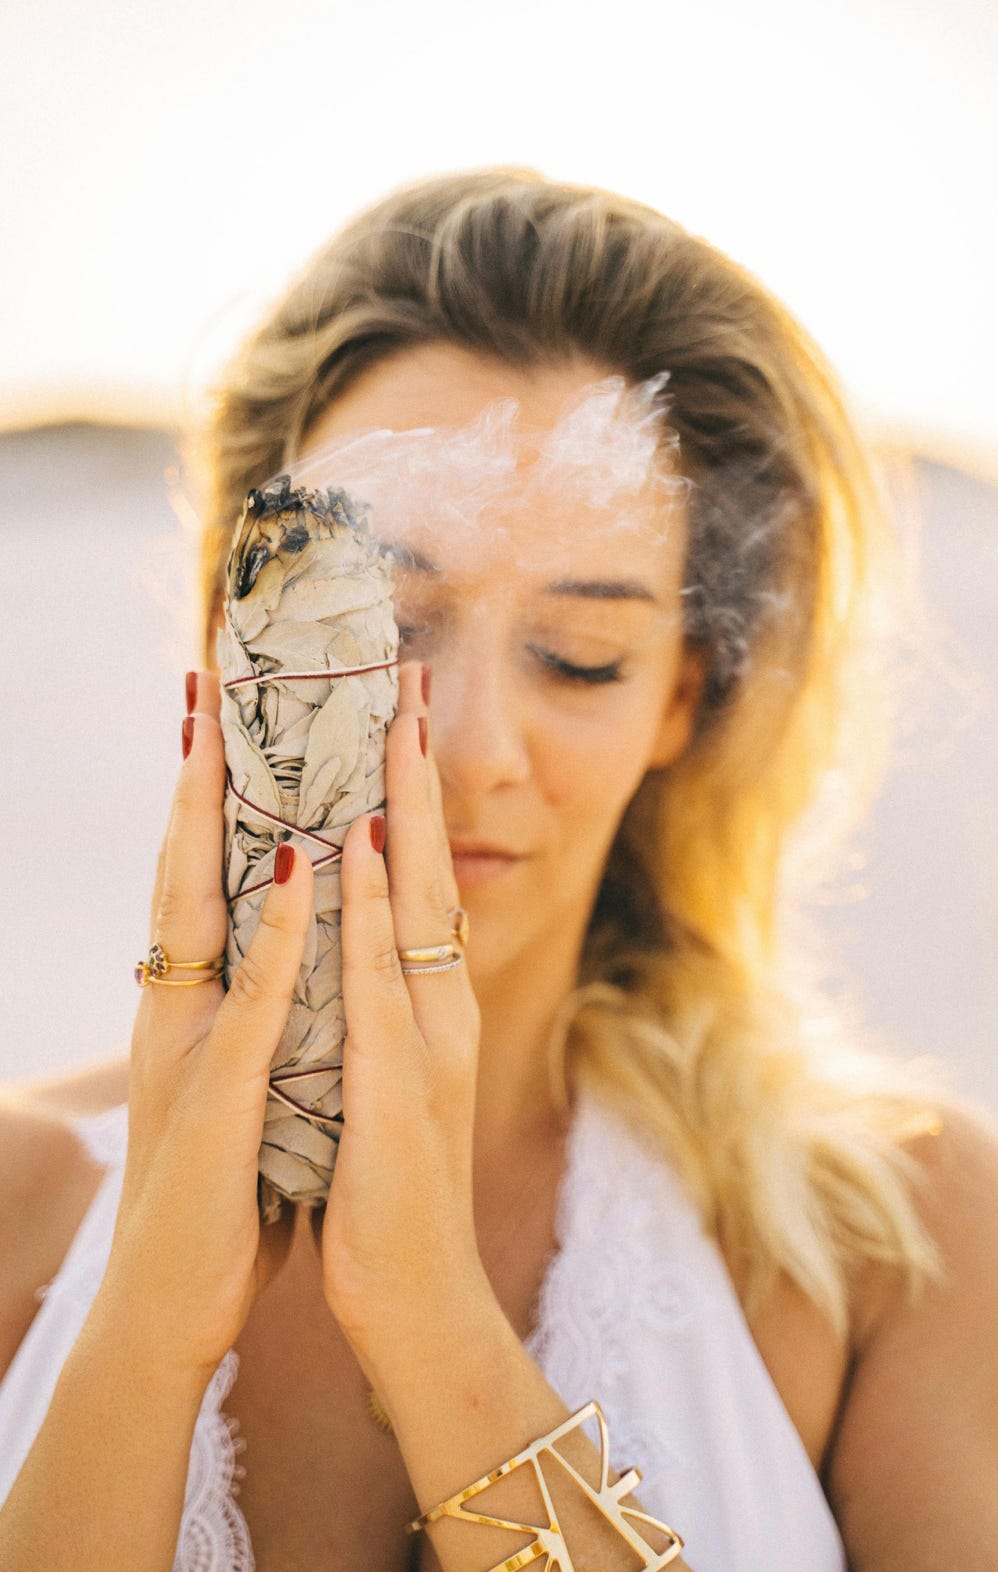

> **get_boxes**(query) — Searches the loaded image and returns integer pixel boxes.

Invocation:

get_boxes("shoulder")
[848,1095,998,1345]
[827,1096,998,1564]
[2,1053,130,1119]
[908,1096,998,1259]
[0,1056,129,1380]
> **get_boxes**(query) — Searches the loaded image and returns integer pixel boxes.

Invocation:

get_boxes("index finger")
[187,669,222,722]
[141,711,227,1018]
[147,671,223,935]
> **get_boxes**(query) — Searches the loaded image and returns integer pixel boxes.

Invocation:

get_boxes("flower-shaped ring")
[134,942,226,988]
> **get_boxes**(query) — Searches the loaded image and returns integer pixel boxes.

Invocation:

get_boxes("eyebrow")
[543,578,656,603]
[382,545,656,602]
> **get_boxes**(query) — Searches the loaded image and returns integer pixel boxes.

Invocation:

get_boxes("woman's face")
[295,343,704,982]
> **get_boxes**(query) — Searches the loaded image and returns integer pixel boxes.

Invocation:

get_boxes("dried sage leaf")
[217,476,398,1215]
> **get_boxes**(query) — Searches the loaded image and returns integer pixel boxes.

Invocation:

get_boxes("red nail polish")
[274,842,295,884]
[182,715,195,759]
[421,664,432,706]
[370,814,387,854]
[185,671,198,715]
[418,715,428,758]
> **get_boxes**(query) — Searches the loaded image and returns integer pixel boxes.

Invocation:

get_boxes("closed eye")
[398,625,626,685]
[528,645,625,685]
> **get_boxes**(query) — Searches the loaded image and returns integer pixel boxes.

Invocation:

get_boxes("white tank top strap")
[0,1110,130,1503]
[26,1102,132,1315]
[72,1099,130,1170]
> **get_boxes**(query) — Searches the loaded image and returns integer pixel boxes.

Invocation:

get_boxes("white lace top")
[0,1083,847,1569]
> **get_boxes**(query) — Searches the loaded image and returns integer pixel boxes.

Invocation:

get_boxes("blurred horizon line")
[3,383,997,492]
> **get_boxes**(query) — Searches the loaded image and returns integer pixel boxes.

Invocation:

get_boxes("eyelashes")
[397,626,625,686]
[526,645,625,685]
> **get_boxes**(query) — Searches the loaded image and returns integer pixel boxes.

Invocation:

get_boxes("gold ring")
[449,907,470,949]
[397,943,456,965]
[397,941,464,976]
[399,954,464,976]
[134,942,225,988]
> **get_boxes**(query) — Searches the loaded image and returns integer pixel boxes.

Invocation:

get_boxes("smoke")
[283,372,807,703]
[287,371,689,553]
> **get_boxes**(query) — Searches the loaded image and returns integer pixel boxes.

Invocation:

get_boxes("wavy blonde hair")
[194,166,942,1338]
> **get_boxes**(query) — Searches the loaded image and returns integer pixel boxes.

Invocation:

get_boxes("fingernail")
[274,842,295,884]
[421,664,432,706]
[418,715,428,758]
[370,814,387,854]
[182,715,195,760]
[185,670,198,715]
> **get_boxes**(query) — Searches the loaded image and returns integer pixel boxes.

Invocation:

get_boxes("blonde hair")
[196,166,942,1337]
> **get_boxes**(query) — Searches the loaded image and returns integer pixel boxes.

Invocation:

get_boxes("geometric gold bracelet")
[404,1399,684,1569]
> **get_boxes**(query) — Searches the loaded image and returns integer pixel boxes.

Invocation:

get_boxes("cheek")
[531,680,667,822]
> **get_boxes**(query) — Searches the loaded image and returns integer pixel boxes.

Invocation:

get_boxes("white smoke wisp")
[287,372,691,562]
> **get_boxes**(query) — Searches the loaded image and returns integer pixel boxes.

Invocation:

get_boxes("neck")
[470,921,584,1174]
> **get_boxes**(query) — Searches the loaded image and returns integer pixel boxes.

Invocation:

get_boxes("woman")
[1,166,996,1571]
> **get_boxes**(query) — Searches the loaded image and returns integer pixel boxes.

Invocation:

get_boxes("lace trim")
[525,1085,712,1491]
[176,1349,255,1571]
[41,1081,840,1566]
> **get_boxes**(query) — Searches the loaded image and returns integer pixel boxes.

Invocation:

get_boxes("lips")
[447,841,525,860]
[447,840,528,887]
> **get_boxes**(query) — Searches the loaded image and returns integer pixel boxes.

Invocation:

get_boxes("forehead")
[294,344,689,583]
[302,343,617,445]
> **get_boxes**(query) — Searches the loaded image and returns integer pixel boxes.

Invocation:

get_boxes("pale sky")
[3,0,996,476]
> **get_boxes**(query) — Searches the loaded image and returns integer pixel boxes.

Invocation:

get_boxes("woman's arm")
[826,1100,998,1569]
[317,678,689,1570]
[1,677,314,1568]
[361,1277,691,1572]
[0,1286,208,1571]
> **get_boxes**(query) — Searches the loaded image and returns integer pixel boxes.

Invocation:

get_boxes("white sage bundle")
[216,475,399,1219]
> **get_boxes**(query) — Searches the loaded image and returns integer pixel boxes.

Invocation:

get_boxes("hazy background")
[1,0,995,1110]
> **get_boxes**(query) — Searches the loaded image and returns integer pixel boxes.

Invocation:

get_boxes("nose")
[430,624,532,798]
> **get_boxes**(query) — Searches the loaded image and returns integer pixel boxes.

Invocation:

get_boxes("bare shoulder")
[827,1096,998,1568]
[2,1053,130,1119]
[848,1096,998,1341]
[0,1056,129,1381]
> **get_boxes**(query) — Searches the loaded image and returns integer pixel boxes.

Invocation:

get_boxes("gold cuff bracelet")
[405,1399,684,1570]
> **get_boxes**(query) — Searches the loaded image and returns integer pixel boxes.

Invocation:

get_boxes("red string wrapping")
[221,658,399,1135]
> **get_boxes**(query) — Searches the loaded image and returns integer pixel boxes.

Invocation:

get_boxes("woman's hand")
[313,662,491,1367]
[97,673,315,1384]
